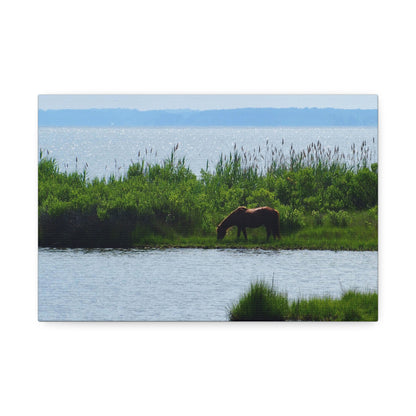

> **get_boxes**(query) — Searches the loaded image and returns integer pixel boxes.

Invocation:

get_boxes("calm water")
[38,248,378,321]
[38,126,378,179]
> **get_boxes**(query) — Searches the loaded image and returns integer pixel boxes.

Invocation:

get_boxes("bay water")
[38,248,377,321]
[38,126,377,179]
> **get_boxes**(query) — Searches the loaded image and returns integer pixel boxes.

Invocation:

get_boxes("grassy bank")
[124,222,377,251]
[38,141,377,249]
[229,281,378,321]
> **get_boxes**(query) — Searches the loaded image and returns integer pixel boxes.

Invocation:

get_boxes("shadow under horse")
[216,206,281,240]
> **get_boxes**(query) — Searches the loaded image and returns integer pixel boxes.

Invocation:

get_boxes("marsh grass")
[229,281,378,321]
[38,141,377,248]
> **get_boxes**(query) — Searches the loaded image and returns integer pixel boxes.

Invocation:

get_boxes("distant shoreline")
[38,125,377,129]
[38,107,378,128]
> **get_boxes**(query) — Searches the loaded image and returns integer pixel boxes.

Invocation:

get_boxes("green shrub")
[303,195,322,211]
[328,210,352,227]
[348,168,378,209]
[323,184,346,211]
[246,188,276,208]
[270,176,291,205]
[295,167,316,200]
[279,206,305,233]
[311,210,324,226]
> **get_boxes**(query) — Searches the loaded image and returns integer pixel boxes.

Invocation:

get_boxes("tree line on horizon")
[38,107,378,127]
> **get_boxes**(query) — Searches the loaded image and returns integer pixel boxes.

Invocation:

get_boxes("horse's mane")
[217,206,247,230]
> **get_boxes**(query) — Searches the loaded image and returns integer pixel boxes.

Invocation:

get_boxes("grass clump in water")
[229,281,378,321]
[228,281,289,321]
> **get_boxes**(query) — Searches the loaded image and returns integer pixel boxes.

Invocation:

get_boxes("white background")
[1,1,414,415]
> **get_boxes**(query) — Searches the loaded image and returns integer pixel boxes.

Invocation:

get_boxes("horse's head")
[216,226,226,240]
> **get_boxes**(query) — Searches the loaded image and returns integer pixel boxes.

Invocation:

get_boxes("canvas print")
[38,94,378,321]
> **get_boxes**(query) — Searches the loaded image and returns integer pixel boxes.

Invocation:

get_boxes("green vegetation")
[228,281,378,321]
[38,141,377,249]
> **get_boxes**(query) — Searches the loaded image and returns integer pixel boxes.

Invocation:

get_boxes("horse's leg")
[237,227,241,238]
[243,228,247,240]
[275,214,281,239]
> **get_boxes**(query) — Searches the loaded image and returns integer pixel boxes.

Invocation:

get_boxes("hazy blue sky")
[39,94,377,110]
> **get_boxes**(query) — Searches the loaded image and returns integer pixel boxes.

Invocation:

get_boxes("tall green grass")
[38,141,377,248]
[228,281,378,321]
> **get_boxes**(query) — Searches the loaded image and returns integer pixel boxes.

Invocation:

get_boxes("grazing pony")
[216,206,281,240]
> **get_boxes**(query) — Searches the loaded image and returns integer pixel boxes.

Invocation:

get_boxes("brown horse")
[216,206,281,240]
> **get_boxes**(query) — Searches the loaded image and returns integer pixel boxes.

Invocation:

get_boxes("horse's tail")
[274,210,281,239]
